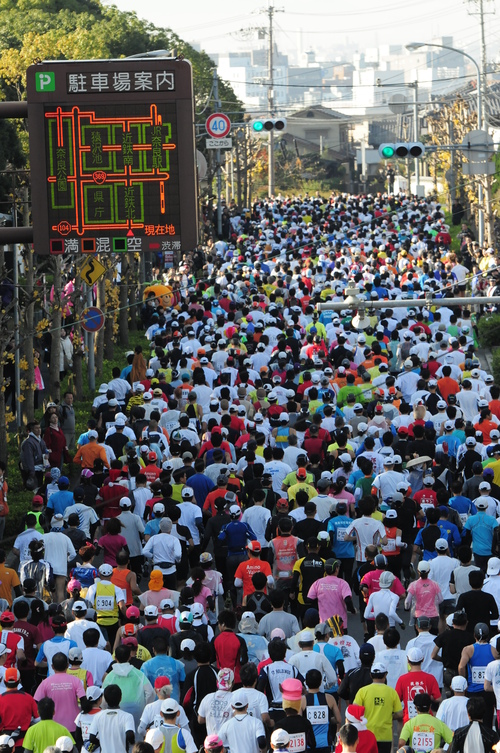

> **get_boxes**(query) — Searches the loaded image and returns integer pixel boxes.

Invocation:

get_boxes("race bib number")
[278,572,292,579]
[288,733,306,752]
[412,732,435,752]
[407,701,416,718]
[459,513,468,524]
[471,666,486,683]
[384,538,396,552]
[96,596,114,610]
[420,503,434,513]
[306,706,328,723]
[80,721,92,741]
[336,528,347,542]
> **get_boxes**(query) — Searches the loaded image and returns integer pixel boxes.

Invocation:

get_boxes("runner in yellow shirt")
[354,662,403,753]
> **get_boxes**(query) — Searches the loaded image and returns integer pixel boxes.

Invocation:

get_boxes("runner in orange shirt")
[73,431,110,469]
[234,542,273,600]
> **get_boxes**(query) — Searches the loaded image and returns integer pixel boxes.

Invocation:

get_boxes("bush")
[492,350,500,385]
[477,313,500,348]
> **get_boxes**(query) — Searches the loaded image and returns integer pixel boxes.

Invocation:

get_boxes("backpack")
[192,623,209,642]
[246,592,272,622]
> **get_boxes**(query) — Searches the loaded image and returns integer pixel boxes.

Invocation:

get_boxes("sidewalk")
[476,347,494,373]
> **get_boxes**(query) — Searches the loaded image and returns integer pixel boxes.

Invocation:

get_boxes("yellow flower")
[36,319,50,333]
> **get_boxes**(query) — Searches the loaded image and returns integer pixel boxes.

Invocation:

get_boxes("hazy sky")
[106,0,499,63]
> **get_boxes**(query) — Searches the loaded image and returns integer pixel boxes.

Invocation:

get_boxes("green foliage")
[477,313,500,348]
[492,151,500,197]
[0,0,243,183]
[0,1,243,120]
[5,435,32,540]
[443,211,462,254]
[492,349,500,386]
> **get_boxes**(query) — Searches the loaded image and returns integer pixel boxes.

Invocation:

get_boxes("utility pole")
[468,0,494,244]
[448,119,456,210]
[11,173,21,429]
[213,68,222,237]
[267,2,275,197]
[264,1,283,197]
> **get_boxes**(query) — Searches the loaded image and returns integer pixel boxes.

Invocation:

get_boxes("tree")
[0,0,243,402]
[426,95,484,234]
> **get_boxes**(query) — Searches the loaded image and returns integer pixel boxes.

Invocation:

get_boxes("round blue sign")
[81,306,105,333]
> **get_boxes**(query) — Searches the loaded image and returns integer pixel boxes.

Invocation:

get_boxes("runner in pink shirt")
[307,559,356,624]
[34,654,85,732]
[360,555,406,599]
[404,561,443,625]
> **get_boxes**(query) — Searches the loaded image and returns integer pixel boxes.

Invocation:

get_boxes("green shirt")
[336,384,365,407]
[354,682,402,741]
[355,475,375,497]
[400,713,453,753]
[23,720,74,753]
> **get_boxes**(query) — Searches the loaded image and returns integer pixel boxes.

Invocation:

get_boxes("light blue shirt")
[464,511,498,555]
[141,654,185,701]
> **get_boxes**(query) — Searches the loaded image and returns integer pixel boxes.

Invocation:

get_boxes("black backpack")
[246,591,272,622]
[192,623,209,641]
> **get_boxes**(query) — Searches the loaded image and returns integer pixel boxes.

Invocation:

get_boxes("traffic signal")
[251,117,287,134]
[378,142,425,159]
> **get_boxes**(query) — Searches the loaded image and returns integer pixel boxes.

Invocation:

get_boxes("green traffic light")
[252,121,264,132]
[381,145,395,158]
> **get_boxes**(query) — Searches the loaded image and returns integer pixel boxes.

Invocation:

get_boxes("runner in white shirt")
[197,669,235,735]
[218,690,266,753]
[82,643,114,687]
[288,631,338,690]
[344,501,387,563]
[242,496,271,551]
[485,657,500,721]
[64,603,107,651]
[371,458,405,501]
[13,527,43,566]
[428,540,459,603]
[329,631,361,673]
[89,684,135,753]
[482,557,500,603]
[436,675,469,730]
[264,458,293,494]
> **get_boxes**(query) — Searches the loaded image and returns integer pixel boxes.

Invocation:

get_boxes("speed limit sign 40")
[206,113,231,139]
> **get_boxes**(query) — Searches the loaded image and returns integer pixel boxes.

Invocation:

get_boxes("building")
[282,105,350,162]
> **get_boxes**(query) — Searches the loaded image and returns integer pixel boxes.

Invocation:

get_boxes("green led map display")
[27,60,198,257]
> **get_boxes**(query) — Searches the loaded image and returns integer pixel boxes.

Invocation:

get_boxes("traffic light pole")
[411,82,421,196]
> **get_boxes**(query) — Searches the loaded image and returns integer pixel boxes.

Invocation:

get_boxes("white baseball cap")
[435,538,449,552]
[451,676,468,692]
[407,647,424,663]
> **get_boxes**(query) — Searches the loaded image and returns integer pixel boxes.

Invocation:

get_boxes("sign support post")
[83,285,95,392]
[212,70,223,238]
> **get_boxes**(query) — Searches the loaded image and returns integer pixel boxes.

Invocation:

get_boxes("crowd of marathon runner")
[5,192,500,753]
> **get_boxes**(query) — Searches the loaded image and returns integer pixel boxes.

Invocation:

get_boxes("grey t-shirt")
[257,610,300,640]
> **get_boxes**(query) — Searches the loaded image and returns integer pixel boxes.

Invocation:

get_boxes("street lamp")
[406,42,484,244]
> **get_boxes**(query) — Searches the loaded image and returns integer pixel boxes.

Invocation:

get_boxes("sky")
[105,0,499,64]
